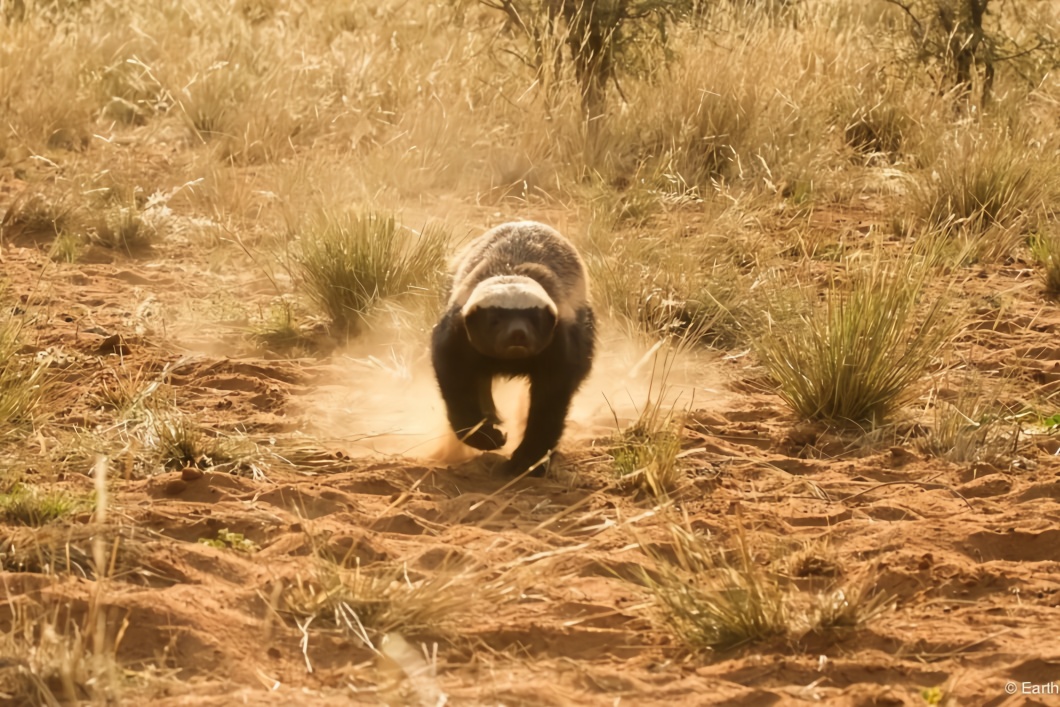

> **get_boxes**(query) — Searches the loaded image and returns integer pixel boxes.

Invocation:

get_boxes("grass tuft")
[1,191,77,245]
[1030,232,1060,297]
[295,211,449,339]
[910,130,1057,262]
[753,256,956,426]
[151,414,229,470]
[917,372,1017,464]
[611,400,686,499]
[0,317,51,435]
[641,523,890,651]
[286,557,517,640]
[0,484,87,526]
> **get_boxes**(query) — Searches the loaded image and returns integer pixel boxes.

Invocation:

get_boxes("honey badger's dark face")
[461,276,559,360]
[464,305,557,359]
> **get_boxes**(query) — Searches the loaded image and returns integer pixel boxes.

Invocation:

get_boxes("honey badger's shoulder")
[448,221,589,320]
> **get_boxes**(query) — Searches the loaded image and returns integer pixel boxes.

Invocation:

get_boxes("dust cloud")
[299,324,730,466]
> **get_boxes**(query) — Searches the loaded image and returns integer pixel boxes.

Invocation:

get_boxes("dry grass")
[640,522,891,651]
[909,128,1059,262]
[611,409,686,499]
[285,556,519,641]
[917,371,1019,464]
[3,0,1060,701]
[0,316,51,436]
[150,414,231,470]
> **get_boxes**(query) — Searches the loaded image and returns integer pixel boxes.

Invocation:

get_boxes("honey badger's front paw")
[499,454,549,477]
[460,424,506,451]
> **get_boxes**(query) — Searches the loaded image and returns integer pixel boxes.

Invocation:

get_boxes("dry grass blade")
[754,255,956,426]
[917,371,1019,464]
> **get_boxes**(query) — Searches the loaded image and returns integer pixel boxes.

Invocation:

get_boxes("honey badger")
[431,221,596,476]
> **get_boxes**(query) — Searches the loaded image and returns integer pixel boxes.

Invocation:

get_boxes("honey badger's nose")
[505,322,530,348]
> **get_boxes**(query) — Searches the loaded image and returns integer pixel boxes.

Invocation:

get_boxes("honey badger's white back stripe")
[461,275,558,317]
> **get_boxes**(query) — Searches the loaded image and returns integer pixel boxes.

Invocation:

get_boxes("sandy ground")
[2,171,1060,706]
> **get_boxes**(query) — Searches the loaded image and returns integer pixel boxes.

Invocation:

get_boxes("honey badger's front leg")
[501,312,595,476]
[431,313,507,451]
[501,374,579,476]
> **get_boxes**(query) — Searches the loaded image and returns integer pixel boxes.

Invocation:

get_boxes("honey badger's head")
[461,275,558,360]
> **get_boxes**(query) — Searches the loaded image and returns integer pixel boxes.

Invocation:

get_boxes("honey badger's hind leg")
[431,321,507,451]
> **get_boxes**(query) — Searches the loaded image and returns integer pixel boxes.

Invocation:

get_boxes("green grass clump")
[295,210,449,338]
[0,484,86,526]
[199,528,259,554]
[754,257,955,426]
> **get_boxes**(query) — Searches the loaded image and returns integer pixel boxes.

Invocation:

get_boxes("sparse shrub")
[482,0,695,117]
[295,211,449,338]
[883,0,1060,108]
[754,256,956,426]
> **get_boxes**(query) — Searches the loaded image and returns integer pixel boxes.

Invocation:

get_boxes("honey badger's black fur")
[431,221,595,476]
